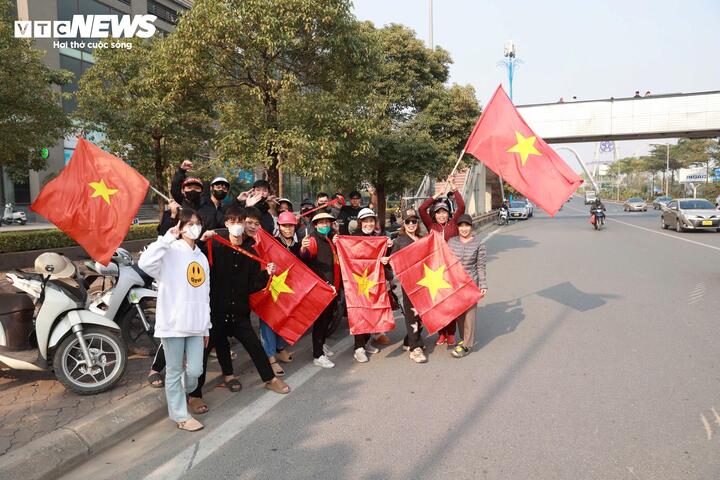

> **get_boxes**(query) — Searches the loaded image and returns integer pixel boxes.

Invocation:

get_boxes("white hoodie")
[138,231,211,338]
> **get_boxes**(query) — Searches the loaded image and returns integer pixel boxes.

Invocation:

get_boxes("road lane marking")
[688,283,706,305]
[566,205,720,252]
[711,407,720,427]
[701,414,713,440]
[144,314,409,480]
[480,227,502,244]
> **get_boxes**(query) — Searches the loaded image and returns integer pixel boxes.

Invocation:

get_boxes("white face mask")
[183,224,202,240]
[228,224,244,238]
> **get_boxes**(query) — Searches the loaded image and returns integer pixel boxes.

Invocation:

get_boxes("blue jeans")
[259,320,287,358]
[161,336,204,423]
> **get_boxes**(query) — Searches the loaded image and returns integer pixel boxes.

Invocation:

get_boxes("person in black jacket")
[300,212,340,369]
[158,176,204,236]
[390,208,428,363]
[237,179,275,234]
[196,177,232,230]
[349,208,394,363]
[187,206,289,414]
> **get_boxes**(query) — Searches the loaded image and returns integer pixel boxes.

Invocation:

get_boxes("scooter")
[591,208,605,230]
[497,208,509,226]
[84,248,158,354]
[1,255,127,395]
[1,203,27,225]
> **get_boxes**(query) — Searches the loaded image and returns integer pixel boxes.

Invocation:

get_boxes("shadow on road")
[484,233,538,262]
[536,281,620,312]
[476,299,525,350]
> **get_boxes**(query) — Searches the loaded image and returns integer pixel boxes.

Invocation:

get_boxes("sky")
[352,0,720,173]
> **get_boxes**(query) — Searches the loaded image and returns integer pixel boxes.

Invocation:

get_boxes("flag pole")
[441,148,466,195]
[149,185,171,204]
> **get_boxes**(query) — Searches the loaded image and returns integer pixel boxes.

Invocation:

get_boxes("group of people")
[140,163,488,432]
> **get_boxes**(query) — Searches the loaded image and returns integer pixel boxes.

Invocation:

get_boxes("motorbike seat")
[48,280,88,305]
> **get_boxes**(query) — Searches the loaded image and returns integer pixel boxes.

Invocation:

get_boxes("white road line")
[701,414,713,440]
[711,407,720,427]
[144,334,355,480]
[566,205,720,253]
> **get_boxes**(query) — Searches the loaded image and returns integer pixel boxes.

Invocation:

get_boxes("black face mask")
[184,190,202,204]
[257,198,269,212]
[212,190,227,201]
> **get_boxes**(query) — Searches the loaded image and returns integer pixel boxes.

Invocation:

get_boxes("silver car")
[623,197,647,212]
[652,196,672,210]
[661,198,720,232]
[508,201,530,220]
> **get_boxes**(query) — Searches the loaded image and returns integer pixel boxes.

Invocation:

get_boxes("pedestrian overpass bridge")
[516,90,720,143]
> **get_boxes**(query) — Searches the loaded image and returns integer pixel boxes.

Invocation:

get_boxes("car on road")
[508,201,530,220]
[652,196,672,210]
[623,197,647,212]
[584,190,597,205]
[661,198,720,232]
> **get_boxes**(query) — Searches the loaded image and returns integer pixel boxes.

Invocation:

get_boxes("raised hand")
[180,160,193,171]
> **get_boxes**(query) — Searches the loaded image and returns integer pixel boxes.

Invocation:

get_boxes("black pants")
[189,314,274,399]
[313,299,337,358]
[354,333,371,350]
[401,287,424,349]
[151,343,166,372]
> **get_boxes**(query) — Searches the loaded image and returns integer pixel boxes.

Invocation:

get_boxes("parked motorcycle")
[591,208,605,230]
[1,203,27,225]
[84,248,158,354]
[0,253,127,395]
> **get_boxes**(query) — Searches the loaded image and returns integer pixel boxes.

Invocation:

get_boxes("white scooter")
[1,254,127,395]
[84,248,158,354]
[1,203,27,225]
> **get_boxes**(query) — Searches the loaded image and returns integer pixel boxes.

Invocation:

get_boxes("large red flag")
[389,231,483,334]
[464,85,583,216]
[336,236,394,335]
[249,229,336,345]
[31,138,149,265]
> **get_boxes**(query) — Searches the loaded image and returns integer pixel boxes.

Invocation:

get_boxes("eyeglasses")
[404,218,418,225]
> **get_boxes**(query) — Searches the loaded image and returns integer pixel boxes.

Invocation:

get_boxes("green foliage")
[0,224,158,254]
[74,37,214,197]
[0,0,72,179]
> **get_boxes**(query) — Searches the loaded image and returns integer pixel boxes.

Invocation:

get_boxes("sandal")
[147,372,164,388]
[225,378,243,392]
[275,349,293,363]
[177,417,204,432]
[265,377,290,394]
[188,397,209,414]
[270,361,285,377]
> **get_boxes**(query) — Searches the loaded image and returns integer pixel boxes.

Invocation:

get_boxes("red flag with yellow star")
[389,231,483,334]
[30,138,149,265]
[465,85,583,216]
[249,229,336,344]
[336,236,395,335]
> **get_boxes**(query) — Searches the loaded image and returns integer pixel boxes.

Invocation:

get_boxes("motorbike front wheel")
[53,327,127,395]
[120,298,159,354]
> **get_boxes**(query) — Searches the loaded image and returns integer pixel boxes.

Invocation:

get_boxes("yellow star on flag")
[269,269,294,302]
[506,131,541,166]
[353,268,379,300]
[89,179,118,205]
[416,263,452,301]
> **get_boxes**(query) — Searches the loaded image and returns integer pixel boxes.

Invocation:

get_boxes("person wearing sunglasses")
[387,209,428,363]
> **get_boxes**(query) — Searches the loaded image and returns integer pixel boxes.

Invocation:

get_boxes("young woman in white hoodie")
[139,209,211,432]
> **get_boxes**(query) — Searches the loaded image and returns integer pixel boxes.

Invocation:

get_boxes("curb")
[0,336,306,480]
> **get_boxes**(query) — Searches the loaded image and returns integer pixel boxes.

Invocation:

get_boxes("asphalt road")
[63,196,720,480]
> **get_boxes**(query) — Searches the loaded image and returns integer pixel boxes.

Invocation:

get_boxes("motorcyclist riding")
[590,197,606,214]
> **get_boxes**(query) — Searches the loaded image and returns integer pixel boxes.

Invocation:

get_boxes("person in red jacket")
[418,179,465,241]
[418,176,465,346]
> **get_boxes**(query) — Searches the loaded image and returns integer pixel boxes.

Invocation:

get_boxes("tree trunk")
[153,136,165,215]
[375,164,387,230]
[263,93,280,194]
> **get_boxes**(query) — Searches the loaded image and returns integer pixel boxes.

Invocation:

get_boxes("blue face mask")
[317,225,331,235]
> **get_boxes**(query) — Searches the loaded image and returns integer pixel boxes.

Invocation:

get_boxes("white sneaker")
[402,345,411,351]
[313,355,335,368]
[409,347,428,364]
[323,344,335,357]
[353,347,369,363]
[364,343,379,354]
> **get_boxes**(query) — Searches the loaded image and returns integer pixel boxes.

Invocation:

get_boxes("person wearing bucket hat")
[276,198,293,213]
[447,213,487,358]
[300,211,340,369]
[348,208,394,362]
[389,208,428,363]
[159,173,205,236]
[259,210,300,377]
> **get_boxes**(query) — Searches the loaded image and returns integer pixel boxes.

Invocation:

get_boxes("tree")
[673,138,719,183]
[332,24,481,222]
[164,0,368,194]
[0,0,71,187]
[74,37,213,205]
